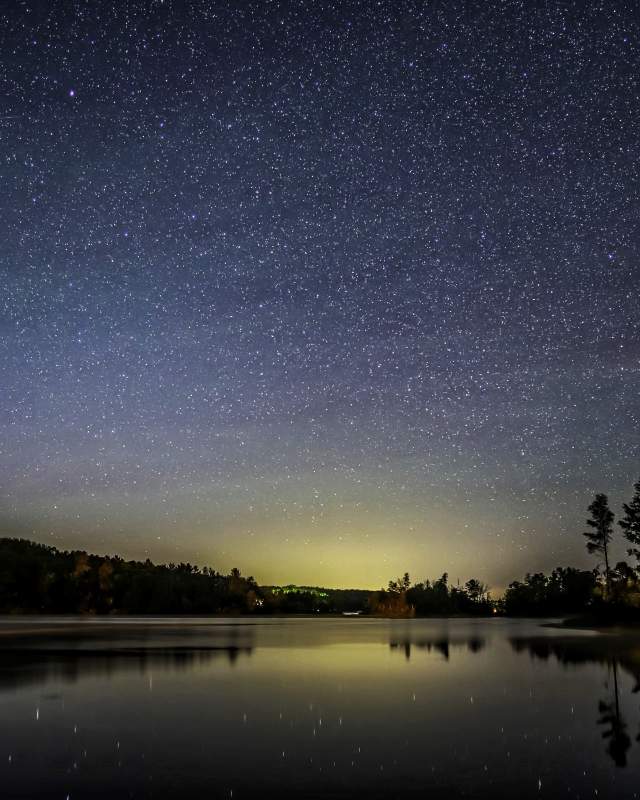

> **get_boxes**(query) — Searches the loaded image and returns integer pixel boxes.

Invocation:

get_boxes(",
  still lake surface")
[1,618,640,799]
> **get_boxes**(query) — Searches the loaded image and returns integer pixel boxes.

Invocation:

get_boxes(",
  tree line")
[1,479,639,618]
[372,479,640,619]
[503,479,640,616]
[368,572,493,617]
[0,538,261,615]
[0,537,491,617]
[0,538,371,615]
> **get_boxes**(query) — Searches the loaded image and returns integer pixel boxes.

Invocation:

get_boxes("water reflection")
[510,633,640,769]
[598,660,632,767]
[2,619,640,798]
[0,619,255,692]
[390,636,486,660]
[0,646,253,692]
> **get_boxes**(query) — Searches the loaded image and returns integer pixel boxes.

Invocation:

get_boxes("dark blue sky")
[1,0,639,588]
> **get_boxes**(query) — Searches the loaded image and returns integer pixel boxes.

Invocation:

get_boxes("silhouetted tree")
[620,480,640,563]
[400,572,494,616]
[584,494,614,599]
[607,561,640,606]
[465,578,487,603]
[387,573,411,593]
[372,572,414,616]
[504,567,598,616]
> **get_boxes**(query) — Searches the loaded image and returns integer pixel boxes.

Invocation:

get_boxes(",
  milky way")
[1,1,639,589]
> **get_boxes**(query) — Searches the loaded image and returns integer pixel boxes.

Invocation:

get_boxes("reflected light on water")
[1,618,640,799]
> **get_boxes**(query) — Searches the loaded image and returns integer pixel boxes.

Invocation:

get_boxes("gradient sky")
[1,1,639,590]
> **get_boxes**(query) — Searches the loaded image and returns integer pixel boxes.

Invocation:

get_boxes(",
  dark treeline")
[504,479,640,618]
[368,572,494,617]
[502,567,599,616]
[0,538,371,615]
[0,538,260,614]
[2,477,640,617]
[0,539,490,617]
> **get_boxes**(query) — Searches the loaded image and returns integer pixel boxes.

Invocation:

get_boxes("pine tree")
[619,479,640,562]
[584,493,614,599]
[465,578,487,603]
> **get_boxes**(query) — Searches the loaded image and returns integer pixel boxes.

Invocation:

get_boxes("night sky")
[1,1,639,590]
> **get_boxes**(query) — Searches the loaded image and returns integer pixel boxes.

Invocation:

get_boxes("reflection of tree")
[511,636,640,768]
[389,636,485,661]
[0,645,254,692]
[597,659,632,768]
